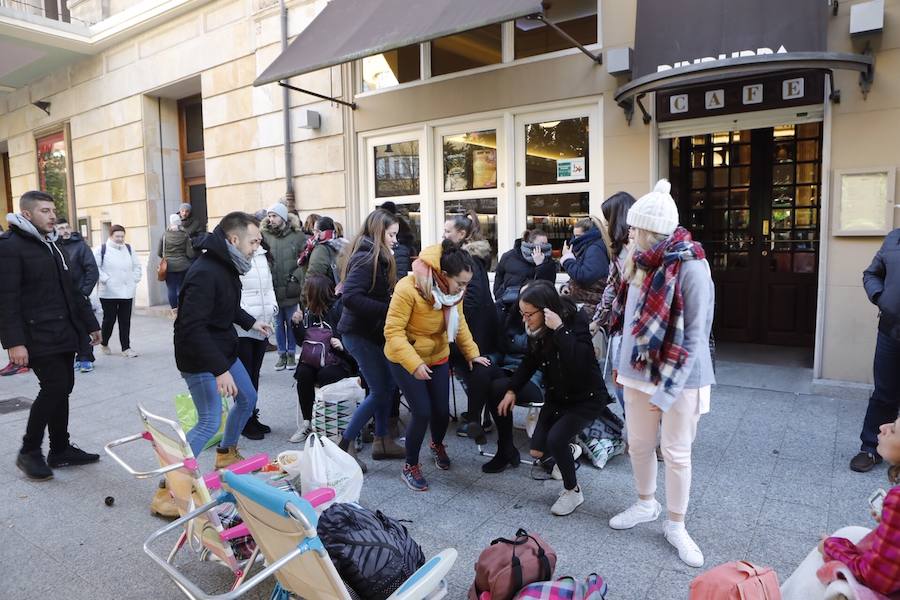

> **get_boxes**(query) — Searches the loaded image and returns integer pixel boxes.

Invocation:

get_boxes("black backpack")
[318,503,425,600]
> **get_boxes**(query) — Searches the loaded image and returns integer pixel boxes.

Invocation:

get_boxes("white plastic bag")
[297,433,363,508]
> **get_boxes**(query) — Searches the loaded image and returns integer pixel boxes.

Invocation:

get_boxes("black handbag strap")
[489,528,552,591]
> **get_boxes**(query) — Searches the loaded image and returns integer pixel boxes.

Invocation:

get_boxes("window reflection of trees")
[525,118,589,186]
[37,133,69,220]
[375,141,420,198]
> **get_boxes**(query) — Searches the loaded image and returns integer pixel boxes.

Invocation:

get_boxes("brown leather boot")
[372,436,405,460]
[215,446,244,470]
[150,483,179,519]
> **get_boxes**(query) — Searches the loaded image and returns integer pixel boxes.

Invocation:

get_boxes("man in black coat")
[852,229,900,472]
[56,218,99,372]
[0,191,102,481]
[174,212,272,468]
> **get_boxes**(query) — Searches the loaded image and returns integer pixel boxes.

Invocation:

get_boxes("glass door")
[514,107,597,259]
[434,119,505,267]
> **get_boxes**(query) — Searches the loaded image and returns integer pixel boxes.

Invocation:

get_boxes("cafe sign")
[656,71,825,122]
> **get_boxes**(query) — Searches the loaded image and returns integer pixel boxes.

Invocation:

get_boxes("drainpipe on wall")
[280,0,295,211]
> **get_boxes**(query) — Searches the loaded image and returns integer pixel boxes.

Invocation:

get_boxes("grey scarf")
[520,241,552,265]
[226,240,252,275]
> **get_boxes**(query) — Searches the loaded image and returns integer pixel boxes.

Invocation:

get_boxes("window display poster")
[839,172,889,233]
[557,157,586,181]
[473,148,497,189]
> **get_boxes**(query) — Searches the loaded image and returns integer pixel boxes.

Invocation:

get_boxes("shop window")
[431,24,502,77]
[514,0,597,60]
[363,44,421,92]
[444,198,498,265]
[525,192,590,255]
[524,117,589,186]
[36,130,72,221]
[442,130,497,192]
[375,140,420,198]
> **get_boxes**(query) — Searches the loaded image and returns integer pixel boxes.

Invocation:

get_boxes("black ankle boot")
[481,447,520,474]
[241,415,264,440]
[252,409,271,433]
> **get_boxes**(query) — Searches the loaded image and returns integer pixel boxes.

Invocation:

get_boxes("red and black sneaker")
[0,362,28,376]
[430,441,451,470]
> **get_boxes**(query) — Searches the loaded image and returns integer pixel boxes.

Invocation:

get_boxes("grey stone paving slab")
[0,314,892,599]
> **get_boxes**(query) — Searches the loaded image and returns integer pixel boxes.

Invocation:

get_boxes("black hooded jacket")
[59,231,99,297]
[174,228,256,376]
[0,221,99,357]
[460,239,498,356]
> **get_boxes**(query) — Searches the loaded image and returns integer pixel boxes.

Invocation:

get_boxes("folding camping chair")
[143,471,457,600]
[105,404,270,592]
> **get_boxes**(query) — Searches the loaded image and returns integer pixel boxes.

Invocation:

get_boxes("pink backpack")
[689,561,781,600]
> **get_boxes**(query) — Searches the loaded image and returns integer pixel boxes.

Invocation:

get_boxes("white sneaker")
[550,487,584,516]
[122,348,138,358]
[609,498,661,530]
[664,521,704,567]
[289,423,312,443]
[100,345,111,355]
[551,443,584,480]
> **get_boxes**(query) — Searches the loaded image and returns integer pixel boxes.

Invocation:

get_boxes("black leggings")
[100,298,133,349]
[236,337,268,392]
[487,375,543,454]
[450,352,496,422]
[530,407,589,491]
[294,363,353,421]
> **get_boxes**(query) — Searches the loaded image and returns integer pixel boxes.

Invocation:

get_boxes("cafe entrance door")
[668,122,823,346]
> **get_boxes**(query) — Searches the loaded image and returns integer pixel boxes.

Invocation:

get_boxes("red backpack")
[468,529,557,600]
[689,561,781,600]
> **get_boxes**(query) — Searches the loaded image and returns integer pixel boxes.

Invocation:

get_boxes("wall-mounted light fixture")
[32,100,51,116]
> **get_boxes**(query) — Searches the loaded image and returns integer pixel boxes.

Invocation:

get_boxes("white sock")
[666,520,685,532]
[638,498,657,509]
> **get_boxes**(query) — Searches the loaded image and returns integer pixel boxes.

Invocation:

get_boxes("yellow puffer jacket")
[384,243,480,373]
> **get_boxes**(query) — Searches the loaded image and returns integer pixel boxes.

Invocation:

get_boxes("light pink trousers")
[624,386,703,515]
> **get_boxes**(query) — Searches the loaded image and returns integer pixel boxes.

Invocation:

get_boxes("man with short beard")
[0,191,102,480]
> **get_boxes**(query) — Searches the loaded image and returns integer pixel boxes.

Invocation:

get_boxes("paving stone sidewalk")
[0,314,886,599]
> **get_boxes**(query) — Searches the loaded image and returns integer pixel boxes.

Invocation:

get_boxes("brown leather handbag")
[157,237,168,282]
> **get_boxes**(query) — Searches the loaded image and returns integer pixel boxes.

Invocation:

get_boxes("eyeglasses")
[520,308,541,320]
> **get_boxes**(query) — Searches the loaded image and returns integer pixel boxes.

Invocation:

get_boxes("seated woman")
[781,416,900,599]
[488,280,609,516]
[383,240,490,492]
[493,228,557,304]
[290,274,358,444]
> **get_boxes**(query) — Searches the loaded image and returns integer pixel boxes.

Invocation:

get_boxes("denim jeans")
[859,331,900,454]
[274,305,298,354]
[388,361,450,466]
[342,333,396,441]
[181,358,257,457]
[165,270,186,309]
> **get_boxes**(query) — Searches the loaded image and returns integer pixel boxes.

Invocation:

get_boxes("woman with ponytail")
[384,239,491,492]
[607,179,715,569]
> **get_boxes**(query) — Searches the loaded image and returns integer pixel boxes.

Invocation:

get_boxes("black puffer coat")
[506,306,608,419]
[338,237,394,344]
[0,219,99,358]
[174,227,256,376]
[59,232,99,297]
[493,239,558,302]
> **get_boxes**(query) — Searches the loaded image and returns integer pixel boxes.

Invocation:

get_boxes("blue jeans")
[275,305,298,354]
[859,331,900,454]
[342,334,396,441]
[389,361,450,466]
[181,359,257,457]
[165,270,186,309]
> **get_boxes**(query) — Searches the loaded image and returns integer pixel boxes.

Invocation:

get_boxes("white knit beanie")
[168,213,181,227]
[267,202,288,222]
[627,179,679,236]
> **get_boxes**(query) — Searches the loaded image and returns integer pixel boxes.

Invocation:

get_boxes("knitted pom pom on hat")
[627,179,679,236]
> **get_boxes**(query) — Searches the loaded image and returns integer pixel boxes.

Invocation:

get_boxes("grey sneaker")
[274,354,287,371]
[551,487,584,516]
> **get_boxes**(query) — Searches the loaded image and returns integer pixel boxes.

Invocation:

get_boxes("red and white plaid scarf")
[610,227,705,392]
[297,229,335,266]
